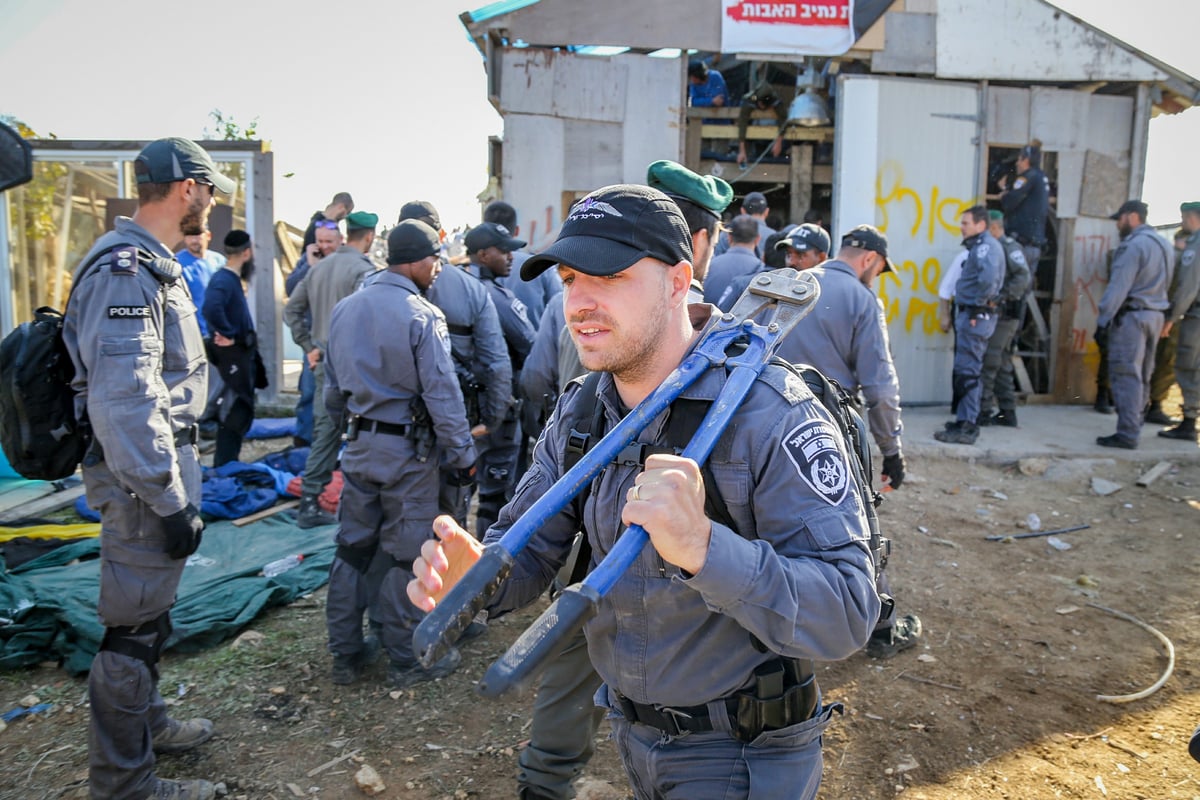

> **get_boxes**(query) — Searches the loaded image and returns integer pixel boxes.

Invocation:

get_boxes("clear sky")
[0,0,1196,230]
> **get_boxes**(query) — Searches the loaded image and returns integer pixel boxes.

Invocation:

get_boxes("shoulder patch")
[108,305,151,319]
[1012,177,1026,190]
[781,418,850,506]
[1183,249,1196,267]
[110,247,139,274]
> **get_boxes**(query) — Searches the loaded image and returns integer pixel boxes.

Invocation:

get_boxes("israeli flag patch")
[781,419,849,506]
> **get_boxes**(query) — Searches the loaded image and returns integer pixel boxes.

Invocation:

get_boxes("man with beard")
[1094,200,1172,449]
[63,137,234,800]
[323,220,476,689]
[463,222,537,537]
[202,230,265,466]
[285,211,380,527]
[410,184,878,800]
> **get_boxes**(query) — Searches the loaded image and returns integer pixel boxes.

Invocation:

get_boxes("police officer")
[411,184,879,800]
[485,201,562,329]
[63,137,233,800]
[402,202,512,529]
[284,210,381,527]
[704,215,762,306]
[1158,202,1200,442]
[324,220,476,688]
[1095,200,1173,449]
[999,139,1050,269]
[647,159,733,300]
[463,222,537,537]
[977,211,1032,428]
[936,206,1004,446]
[773,224,919,659]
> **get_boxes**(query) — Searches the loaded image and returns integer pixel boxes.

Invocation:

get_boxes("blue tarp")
[0,515,336,675]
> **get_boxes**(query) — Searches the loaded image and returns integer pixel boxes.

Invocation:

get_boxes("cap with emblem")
[646,160,733,220]
[134,137,235,194]
[521,184,692,281]
[743,191,769,215]
[1110,199,1149,220]
[345,211,379,232]
[774,223,831,256]
[398,200,440,230]
[464,222,526,253]
[387,220,441,265]
[1181,201,1200,215]
[840,224,895,273]
[224,229,251,253]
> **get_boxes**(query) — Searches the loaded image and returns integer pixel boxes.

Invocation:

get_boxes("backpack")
[0,244,145,481]
[561,358,888,580]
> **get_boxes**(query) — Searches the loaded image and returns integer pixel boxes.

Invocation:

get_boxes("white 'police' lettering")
[108,306,151,318]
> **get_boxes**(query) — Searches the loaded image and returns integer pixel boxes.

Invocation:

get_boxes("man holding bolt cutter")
[409,184,880,799]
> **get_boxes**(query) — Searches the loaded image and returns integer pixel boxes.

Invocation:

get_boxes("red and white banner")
[720,0,857,56]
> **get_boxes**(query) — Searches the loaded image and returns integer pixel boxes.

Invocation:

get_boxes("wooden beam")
[790,144,814,224]
[699,125,834,142]
[0,483,85,524]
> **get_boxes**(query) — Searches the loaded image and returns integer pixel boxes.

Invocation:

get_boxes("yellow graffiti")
[879,257,945,334]
[875,161,975,244]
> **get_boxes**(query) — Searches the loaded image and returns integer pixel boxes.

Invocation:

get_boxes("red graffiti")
[724,1,850,26]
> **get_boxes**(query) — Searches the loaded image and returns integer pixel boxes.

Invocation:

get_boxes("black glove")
[881,453,906,491]
[161,503,204,560]
[447,466,476,488]
[1094,324,1110,349]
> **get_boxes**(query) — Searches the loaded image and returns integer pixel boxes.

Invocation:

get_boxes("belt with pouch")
[614,657,818,742]
[359,418,410,437]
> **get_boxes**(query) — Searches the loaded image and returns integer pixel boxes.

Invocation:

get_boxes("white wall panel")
[503,114,566,252]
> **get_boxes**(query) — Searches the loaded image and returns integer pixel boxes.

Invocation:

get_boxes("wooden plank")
[0,482,56,517]
[232,499,299,528]
[1136,461,1172,488]
[700,125,834,142]
[1012,353,1034,395]
[0,484,85,524]
[789,144,814,224]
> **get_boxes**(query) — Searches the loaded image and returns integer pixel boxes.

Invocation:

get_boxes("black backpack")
[0,244,143,481]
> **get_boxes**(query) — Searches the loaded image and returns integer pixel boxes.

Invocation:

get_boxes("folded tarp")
[0,515,335,675]
[246,417,297,439]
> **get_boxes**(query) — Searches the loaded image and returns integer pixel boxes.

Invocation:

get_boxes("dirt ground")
[2,444,1199,800]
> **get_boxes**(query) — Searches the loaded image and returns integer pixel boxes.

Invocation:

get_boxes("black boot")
[297,495,337,528]
[992,409,1018,427]
[934,422,979,445]
[1158,417,1197,441]
[1145,403,1180,426]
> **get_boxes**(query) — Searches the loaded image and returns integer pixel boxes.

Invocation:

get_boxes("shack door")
[832,75,981,405]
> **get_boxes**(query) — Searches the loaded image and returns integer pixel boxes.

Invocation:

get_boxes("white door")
[833,75,981,405]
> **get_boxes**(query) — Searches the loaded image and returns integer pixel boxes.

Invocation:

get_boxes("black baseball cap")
[387,220,441,265]
[775,223,831,255]
[840,224,895,273]
[464,222,526,253]
[134,137,235,194]
[1110,199,1149,220]
[743,191,768,214]
[521,184,693,280]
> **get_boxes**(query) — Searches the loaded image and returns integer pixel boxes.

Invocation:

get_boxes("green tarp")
[0,516,336,674]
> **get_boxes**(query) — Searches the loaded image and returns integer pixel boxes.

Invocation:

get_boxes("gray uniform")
[521,301,566,425]
[423,264,512,525]
[702,246,761,307]
[775,261,903,458]
[465,262,537,537]
[980,235,1032,416]
[1171,230,1200,418]
[952,231,1004,424]
[485,306,879,799]
[713,217,775,259]
[504,250,562,329]
[1098,224,1173,442]
[323,271,474,666]
[284,245,378,499]
[62,218,207,799]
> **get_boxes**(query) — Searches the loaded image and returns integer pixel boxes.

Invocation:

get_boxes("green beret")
[988,209,1004,222]
[345,210,379,231]
[646,160,734,217]
[1181,201,1200,215]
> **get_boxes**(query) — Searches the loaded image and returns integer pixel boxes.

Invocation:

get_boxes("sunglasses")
[314,220,340,230]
